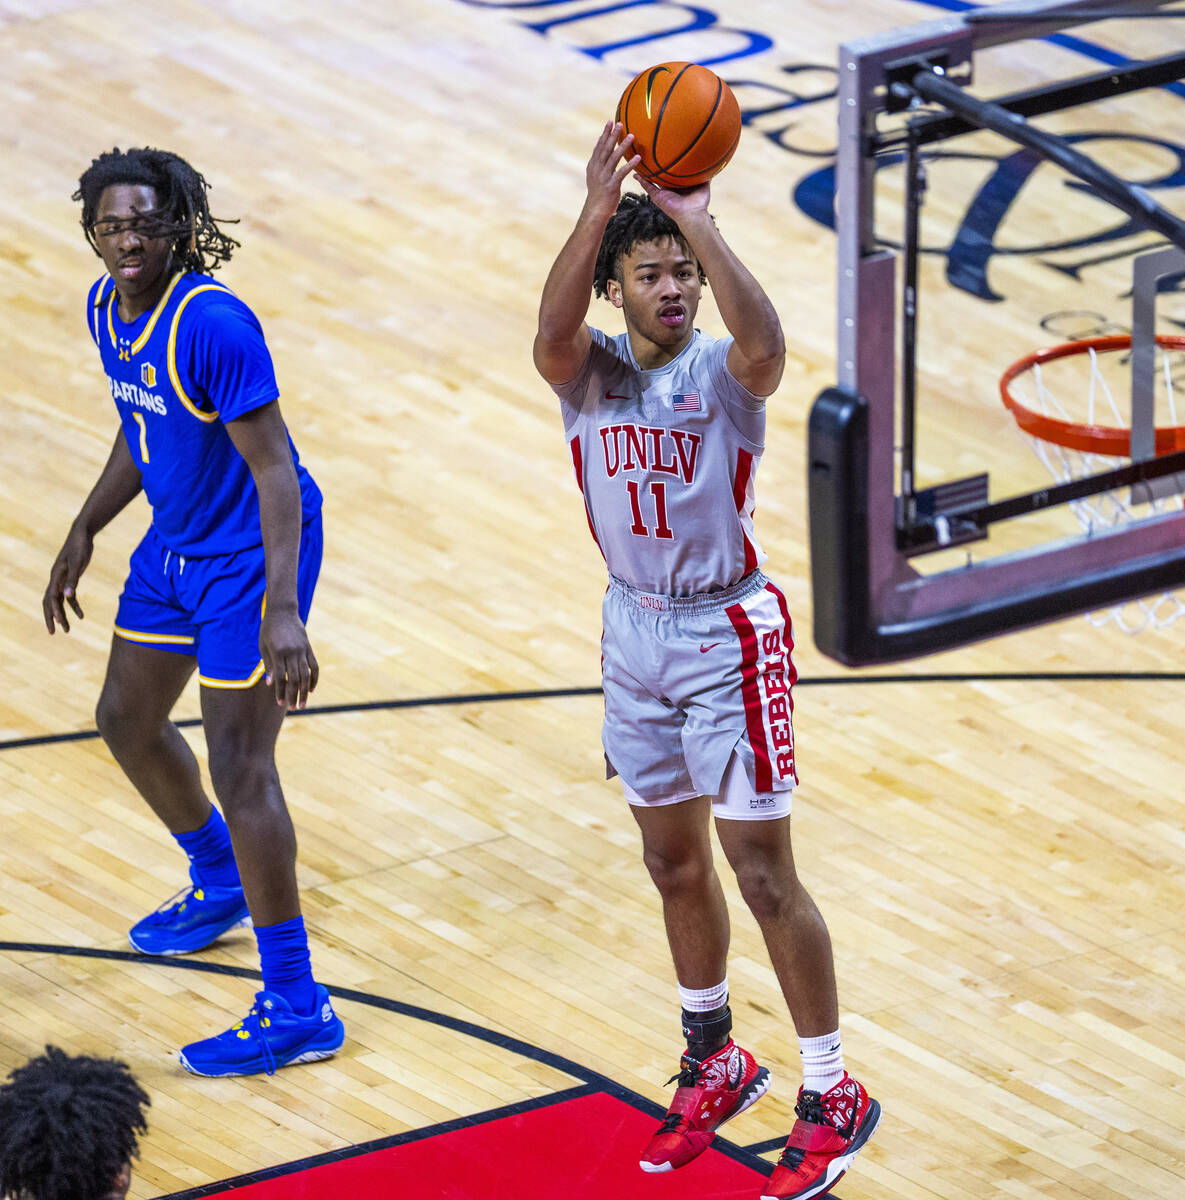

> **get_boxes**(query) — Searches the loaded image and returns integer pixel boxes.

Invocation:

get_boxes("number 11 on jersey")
[627,479,673,539]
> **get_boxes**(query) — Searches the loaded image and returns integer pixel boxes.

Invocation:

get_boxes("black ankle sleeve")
[681,1004,732,1054]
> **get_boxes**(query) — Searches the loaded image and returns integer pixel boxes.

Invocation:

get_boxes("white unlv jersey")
[553,326,767,596]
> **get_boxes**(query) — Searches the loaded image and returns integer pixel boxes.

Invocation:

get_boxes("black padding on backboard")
[807,387,872,664]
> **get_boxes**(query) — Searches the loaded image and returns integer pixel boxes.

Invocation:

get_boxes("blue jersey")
[86,271,321,556]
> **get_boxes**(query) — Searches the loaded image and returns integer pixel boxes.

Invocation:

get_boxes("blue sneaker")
[128,867,250,956]
[180,985,345,1077]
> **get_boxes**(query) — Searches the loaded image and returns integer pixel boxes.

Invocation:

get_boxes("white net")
[1006,341,1185,633]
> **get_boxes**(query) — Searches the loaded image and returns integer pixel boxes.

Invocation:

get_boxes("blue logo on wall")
[460,0,1185,303]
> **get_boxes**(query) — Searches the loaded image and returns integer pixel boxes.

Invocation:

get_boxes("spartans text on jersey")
[108,374,167,415]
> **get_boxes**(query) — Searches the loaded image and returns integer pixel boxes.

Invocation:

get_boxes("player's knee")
[206,739,277,804]
[641,844,714,897]
[94,687,145,754]
[733,858,797,923]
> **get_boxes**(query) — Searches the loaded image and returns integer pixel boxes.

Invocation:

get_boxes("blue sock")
[256,916,318,1016]
[174,807,240,889]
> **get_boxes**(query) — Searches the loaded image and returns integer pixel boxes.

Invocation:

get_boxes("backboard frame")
[810,0,1185,664]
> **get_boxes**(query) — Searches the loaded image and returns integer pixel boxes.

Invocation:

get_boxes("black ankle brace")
[681,1004,732,1057]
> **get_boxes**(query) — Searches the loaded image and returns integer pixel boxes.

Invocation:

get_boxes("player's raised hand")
[585,122,641,220]
[43,524,94,634]
[634,173,711,220]
[261,607,318,711]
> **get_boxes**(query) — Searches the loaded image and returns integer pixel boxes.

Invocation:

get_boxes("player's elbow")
[754,325,786,366]
[533,332,582,386]
[744,342,786,381]
[532,333,561,380]
[734,343,786,398]
[534,312,576,354]
[735,319,785,373]
[752,346,785,375]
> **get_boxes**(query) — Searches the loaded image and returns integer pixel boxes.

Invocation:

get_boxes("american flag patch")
[671,392,700,412]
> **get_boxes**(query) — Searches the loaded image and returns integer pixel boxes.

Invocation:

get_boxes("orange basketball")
[615,62,741,189]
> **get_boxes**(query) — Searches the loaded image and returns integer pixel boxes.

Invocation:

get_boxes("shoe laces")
[777,1137,805,1166]
[794,1089,827,1125]
[664,1056,705,1089]
[778,1140,807,1171]
[777,1090,826,1171]
[237,997,277,1076]
[656,1108,689,1134]
[142,885,200,924]
[654,1056,707,1134]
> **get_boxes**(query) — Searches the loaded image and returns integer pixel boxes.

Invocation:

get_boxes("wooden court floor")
[2,1,1185,1197]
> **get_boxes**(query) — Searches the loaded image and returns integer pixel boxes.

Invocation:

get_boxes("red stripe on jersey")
[726,601,773,793]
[764,581,799,784]
[570,436,605,560]
[765,582,798,688]
[733,448,758,573]
[600,607,606,683]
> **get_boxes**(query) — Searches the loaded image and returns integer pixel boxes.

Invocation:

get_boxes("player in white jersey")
[533,124,879,1200]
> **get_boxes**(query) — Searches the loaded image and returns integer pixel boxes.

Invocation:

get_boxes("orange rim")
[999,334,1185,456]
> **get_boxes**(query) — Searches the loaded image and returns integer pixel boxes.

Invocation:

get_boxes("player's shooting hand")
[585,122,641,219]
[260,607,319,711]
[43,523,93,634]
[634,174,711,220]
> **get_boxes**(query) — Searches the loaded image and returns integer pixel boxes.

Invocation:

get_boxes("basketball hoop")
[999,334,1185,632]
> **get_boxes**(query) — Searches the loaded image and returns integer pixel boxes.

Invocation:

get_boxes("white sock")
[800,1030,845,1093]
[678,978,729,1013]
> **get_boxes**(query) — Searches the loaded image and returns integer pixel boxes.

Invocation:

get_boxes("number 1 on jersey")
[130,412,150,464]
[626,479,673,539]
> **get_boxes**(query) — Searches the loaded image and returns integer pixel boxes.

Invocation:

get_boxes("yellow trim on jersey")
[113,624,196,646]
[130,273,184,354]
[90,276,112,345]
[167,284,229,423]
[103,273,185,355]
[105,288,118,352]
[198,660,266,689]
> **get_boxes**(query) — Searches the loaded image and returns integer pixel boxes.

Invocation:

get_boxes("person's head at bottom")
[0,1046,149,1200]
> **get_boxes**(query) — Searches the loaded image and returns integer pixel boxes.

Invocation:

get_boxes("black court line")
[5,670,1156,1186]
[746,1135,792,1156]
[2,672,1182,753]
[0,943,779,1195]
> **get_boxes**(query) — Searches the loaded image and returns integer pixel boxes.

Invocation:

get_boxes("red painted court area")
[200,1091,770,1199]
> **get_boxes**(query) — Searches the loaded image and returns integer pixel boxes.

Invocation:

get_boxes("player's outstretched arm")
[225,401,318,711]
[636,177,785,398]
[534,122,641,386]
[43,431,143,634]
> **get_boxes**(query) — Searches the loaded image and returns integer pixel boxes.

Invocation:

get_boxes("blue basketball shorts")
[600,570,798,820]
[113,515,323,689]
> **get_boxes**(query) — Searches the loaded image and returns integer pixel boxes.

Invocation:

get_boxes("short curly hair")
[593,192,708,298]
[0,1045,150,1200]
[74,146,239,273]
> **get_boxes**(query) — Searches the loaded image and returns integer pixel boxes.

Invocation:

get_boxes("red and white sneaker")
[762,1073,880,1200]
[640,1039,771,1173]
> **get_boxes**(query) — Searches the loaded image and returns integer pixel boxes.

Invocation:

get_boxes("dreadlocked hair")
[593,192,709,299]
[0,1045,150,1200]
[74,147,240,273]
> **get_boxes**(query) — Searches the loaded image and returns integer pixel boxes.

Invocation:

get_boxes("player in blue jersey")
[42,147,344,1077]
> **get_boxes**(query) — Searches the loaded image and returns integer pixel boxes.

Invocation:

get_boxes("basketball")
[615,62,741,189]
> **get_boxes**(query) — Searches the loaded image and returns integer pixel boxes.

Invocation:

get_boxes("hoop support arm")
[905,69,1185,253]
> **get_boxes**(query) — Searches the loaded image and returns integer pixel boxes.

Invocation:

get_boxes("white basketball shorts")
[601,570,798,820]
